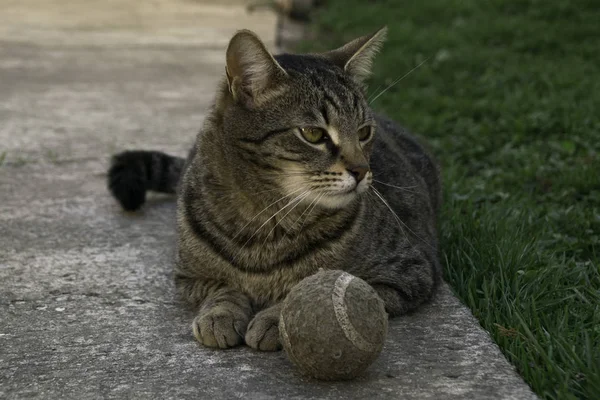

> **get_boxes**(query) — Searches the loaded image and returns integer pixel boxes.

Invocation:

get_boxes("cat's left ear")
[324,26,387,86]
[225,29,287,107]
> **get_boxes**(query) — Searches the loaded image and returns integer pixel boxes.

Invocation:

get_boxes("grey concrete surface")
[1,1,537,399]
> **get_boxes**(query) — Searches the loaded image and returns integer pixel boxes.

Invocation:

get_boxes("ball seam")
[331,272,379,353]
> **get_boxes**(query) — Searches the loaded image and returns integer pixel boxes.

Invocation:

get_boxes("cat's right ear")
[324,26,387,87]
[226,30,287,107]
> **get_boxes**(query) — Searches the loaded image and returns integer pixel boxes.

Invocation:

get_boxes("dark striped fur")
[107,28,442,352]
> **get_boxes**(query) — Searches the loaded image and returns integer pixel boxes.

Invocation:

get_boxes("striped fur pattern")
[108,28,442,351]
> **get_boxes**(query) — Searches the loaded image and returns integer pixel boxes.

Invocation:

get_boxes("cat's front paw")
[245,306,282,351]
[193,305,249,349]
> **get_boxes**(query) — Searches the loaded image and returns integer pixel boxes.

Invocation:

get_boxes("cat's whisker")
[262,191,311,245]
[253,181,304,195]
[364,190,378,208]
[300,193,324,230]
[370,187,435,250]
[232,186,306,240]
[372,179,421,194]
[290,193,320,231]
[253,187,284,195]
[369,57,430,105]
[240,190,311,250]
[368,188,411,246]
[367,83,384,103]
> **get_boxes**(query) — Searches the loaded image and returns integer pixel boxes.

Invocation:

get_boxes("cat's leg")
[192,286,253,349]
[365,252,440,317]
[245,303,282,351]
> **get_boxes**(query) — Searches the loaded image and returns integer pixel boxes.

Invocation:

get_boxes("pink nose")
[347,164,369,183]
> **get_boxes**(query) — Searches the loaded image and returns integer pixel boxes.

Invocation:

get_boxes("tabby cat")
[108,27,441,351]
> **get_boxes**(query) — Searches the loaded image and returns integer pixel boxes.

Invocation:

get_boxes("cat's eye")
[300,127,328,144]
[358,126,372,141]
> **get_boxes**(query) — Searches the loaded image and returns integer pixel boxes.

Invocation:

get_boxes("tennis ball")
[279,270,388,380]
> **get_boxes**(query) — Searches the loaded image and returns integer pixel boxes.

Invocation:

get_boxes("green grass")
[301,0,600,398]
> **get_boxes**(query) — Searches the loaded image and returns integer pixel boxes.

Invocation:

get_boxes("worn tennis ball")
[279,270,388,381]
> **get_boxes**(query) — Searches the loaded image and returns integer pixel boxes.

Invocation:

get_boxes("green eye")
[300,127,327,143]
[358,126,372,141]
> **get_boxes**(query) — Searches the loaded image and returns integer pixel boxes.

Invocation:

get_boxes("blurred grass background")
[300,0,600,398]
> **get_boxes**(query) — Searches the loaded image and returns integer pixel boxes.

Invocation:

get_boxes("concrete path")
[0,1,537,398]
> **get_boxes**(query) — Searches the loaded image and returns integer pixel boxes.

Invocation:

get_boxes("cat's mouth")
[315,187,363,209]
[325,177,371,197]
[321,184,358,197]
[337,187,358,195]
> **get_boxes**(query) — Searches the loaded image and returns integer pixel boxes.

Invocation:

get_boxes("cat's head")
[218,27,386,209]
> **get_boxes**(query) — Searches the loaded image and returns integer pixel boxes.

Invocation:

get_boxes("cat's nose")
[347,164,369,183]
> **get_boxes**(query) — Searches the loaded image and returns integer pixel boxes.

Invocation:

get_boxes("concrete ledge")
[0,1,536,399]
[0,164,536,398]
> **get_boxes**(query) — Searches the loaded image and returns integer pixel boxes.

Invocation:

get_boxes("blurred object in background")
[247,0,326,21]
[247,0,325,53]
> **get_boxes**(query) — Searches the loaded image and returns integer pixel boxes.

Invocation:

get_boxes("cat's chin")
[315,192,359,209]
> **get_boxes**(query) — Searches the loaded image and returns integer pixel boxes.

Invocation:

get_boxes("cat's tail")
[107,150,186,211]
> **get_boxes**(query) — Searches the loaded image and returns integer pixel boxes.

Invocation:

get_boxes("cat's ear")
[324,26,387,85]
[225,30,287,107]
